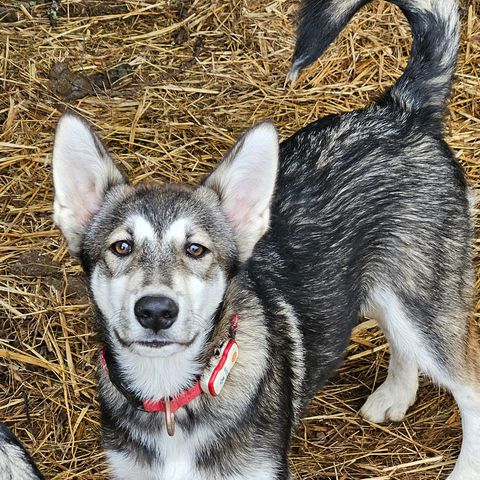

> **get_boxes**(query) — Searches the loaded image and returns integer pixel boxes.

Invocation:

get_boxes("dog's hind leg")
[361,286,480,479]
[443,323,480,480]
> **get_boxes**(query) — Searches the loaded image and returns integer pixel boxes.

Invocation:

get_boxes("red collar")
[99,313,239,435]
[143,382,203,413]
[100,349,204,414]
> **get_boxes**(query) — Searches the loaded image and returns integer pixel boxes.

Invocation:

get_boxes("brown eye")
[186,243,208,258]
[111,240,133,257]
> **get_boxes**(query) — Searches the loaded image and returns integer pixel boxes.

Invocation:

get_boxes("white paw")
[360,380,416,423]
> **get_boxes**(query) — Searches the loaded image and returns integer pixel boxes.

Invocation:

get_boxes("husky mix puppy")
[49,0,478,479]
[0,423,45,480]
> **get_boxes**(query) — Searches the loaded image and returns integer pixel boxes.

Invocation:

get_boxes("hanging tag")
[164,399,175,436]
[200,339,238,396]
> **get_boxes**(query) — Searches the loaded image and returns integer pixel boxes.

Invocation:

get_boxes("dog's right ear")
[52,113,127,256]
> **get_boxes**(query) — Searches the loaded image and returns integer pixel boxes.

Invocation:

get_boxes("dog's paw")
[360,380,416,423]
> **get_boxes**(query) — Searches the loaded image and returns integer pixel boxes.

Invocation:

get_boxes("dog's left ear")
[204,122,279,262]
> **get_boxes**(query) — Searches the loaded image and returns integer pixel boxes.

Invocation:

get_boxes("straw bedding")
[0,0,478,478]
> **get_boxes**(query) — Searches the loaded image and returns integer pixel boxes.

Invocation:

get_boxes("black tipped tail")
[289,0,367,82]
[290,0,460,117]
[0,423,45,480]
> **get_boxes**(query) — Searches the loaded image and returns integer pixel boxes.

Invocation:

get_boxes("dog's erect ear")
[52,113,127,256]
[204,122,279,262]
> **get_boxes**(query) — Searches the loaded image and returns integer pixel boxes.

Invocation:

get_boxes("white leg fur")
[360,287,421,423]
[445,384,480,480]
[361,345,418,423]
[363,286,480,479]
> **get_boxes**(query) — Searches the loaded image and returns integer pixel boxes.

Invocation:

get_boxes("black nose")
[134,296,179,332]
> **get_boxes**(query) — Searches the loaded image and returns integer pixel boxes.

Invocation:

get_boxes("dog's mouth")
[133,333,199,350]
[135,340,175,348]
[113,329,200,356]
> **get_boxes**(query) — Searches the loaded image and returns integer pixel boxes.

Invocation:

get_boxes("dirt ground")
[0,0,479,479]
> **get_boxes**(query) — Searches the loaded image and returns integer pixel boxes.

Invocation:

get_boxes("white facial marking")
[163,218,190,246]
[172,272,226,334]
[130,214,157,244]
[91,269,132,326]
[92,243,227,399]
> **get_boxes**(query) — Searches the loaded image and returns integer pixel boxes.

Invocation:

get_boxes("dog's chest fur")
[107,425,279,480]
[107,425,210,480]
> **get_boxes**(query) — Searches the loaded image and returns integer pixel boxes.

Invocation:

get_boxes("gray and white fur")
[46,0,480,478]
[0,423,45,480]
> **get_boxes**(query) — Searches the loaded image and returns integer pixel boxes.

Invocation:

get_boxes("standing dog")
[50,0,479,478]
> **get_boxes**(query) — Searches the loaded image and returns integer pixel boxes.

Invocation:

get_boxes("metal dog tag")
[164,399,175,436]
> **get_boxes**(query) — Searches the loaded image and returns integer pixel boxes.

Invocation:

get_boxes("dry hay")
[0,0,478,478]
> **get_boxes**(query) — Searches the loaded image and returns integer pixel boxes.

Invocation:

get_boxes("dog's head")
[52,114,278,361]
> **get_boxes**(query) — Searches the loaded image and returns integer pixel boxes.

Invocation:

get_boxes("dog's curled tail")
[0,423,46,480]
[290,0,460,118]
